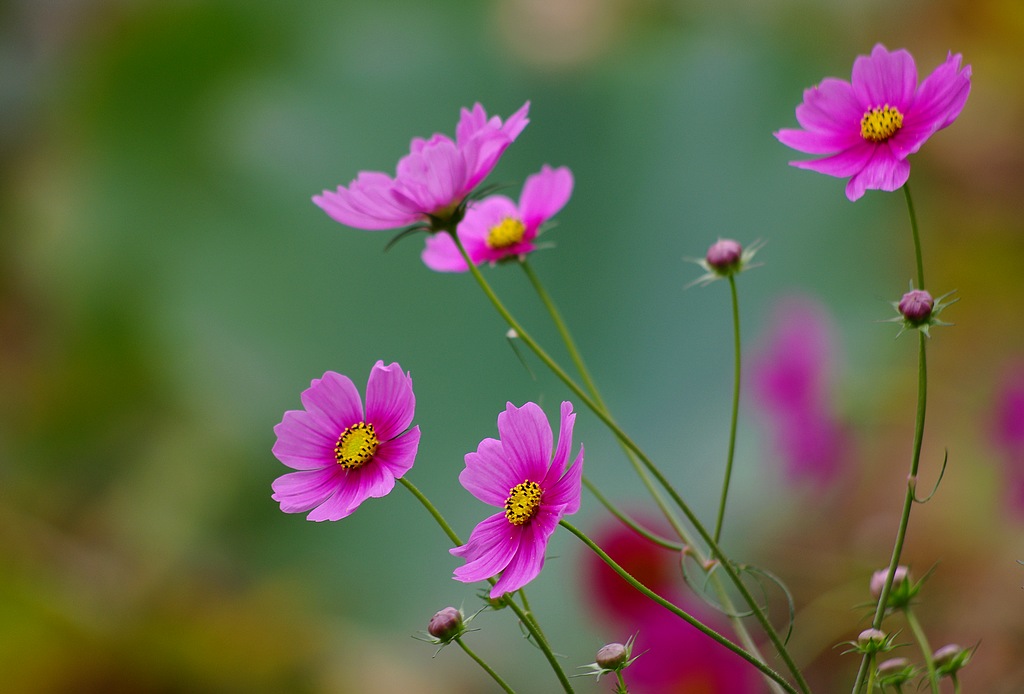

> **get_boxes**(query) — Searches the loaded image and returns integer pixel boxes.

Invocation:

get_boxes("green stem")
[582,477,683,551]
[904,607,939,693]
[865,655,876,694]
[456,636,517,694]
[851,184,931,694]
[713,274,743,543]
[903,184,924,289]
[458,242,805,693]
[561,520,799,694]
[399,477,574,693]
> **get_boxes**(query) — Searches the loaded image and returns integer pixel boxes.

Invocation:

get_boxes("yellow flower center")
[334,422,379,469]
[860,105,904,142]
[486,217,526,249]
[504,481,542,525]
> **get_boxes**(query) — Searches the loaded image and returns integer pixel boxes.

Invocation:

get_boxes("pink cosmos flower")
[314,102,530,230]
[451,401,584,598]
[776,44,971,201]
[271,361,420,521]
[749,296,848,487]
[421,164,574,271]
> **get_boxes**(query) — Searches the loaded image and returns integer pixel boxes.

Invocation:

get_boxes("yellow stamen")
[486,217,526,249]
[504,481,542,525]
[860,105,904,142]
[334,422,379,469]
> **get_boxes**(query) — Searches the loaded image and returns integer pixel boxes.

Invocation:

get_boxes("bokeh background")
[3,0,1023,691]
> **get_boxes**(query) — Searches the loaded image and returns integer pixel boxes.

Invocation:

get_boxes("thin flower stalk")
[399,477,575,693]
[560,520,799,694]
[852,185,934,694]
[452,234,810,693]
[456,637,517,694]
[905,607,939,691]
[523,258,788,694]
[713,274,743,544]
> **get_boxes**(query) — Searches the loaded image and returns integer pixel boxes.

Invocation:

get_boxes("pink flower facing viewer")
[271,361,420,521]
[451,401,584,598]
[749,296,848,487]
[421,164,574,271]
[776,44,971,201]
[314,102,530,230]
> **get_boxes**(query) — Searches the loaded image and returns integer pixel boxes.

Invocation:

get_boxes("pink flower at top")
[776,44,971,201]
[314,102,530,230]
[451,401,584,598]
[749,296,848,487]
[421,164,574,271]
[271,361,420,521]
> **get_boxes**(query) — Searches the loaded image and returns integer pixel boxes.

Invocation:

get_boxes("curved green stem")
[904,607,939,693]
[851,184,932,694]
[456,636,517,694]
[399,477,573,693]
[713,274,743,543]
[561,520,799,694]
[582,477,684,551]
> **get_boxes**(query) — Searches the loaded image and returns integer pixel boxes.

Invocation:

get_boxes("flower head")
[426,606,465,644]
[687,238,765,288]
[421,164,574,271]
[776,44,971,201]
[314,102,530,231]
[271,361,420,521]
[451,401,584,598]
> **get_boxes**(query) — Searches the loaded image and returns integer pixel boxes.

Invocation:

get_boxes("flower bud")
[857,628,888,652]
[706,239,743,273]
[876,657,916,687]
[898,289,934,325]
[427,606,464,643]
[933,643,972,677]
[596,642,629,670]
[870,565,910,597]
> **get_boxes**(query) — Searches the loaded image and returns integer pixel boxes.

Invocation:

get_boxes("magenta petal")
[519,165,574,231]
[421,232,470,272]
[365,361,415,439]
[301,371,364,431]
[851,44,917,110]
[844,145,910,201]
[490,512,555,597]
[790,142,875,178]
[395,139,468,213]
[304,476,364,521]
[547,401,576,475]
[451,513,520,583]
[775,127,852,156]
[544,447,584,515]
[461,437,516,506]
[272,410,335,470]
[314,172,421,230]
[497,402,553,481]
[271,468,340,513]
[895,55,971,157]
[373,427,420,479]
[794,78,863,138]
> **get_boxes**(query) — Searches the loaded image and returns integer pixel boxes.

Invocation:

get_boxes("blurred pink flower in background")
[422,164,574,271]
[991,364,1024,516]
[775,44,971,201]
[582,518,760,693]
[749,295,849,488]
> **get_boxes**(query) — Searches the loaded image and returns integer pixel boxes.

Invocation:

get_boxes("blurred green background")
[3,0,1023,691]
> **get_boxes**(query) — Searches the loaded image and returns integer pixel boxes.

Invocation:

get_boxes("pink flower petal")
[793,78,862,138]
[519,165,574,231]
[490,508,560,596]
[851,44,917,111]
[790,142,875,178]
[272,410,335,470]
[301,371,364,431]
[451,513,521,583]
[844,145,910,201]
[894,53,971,157]
[364,361,415,439]
[421,232,470,272]
[460,437,517,507]
[373,427,420,479]
[271,468,341,513]
[497,402,553,482]
[544,447,584,515]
